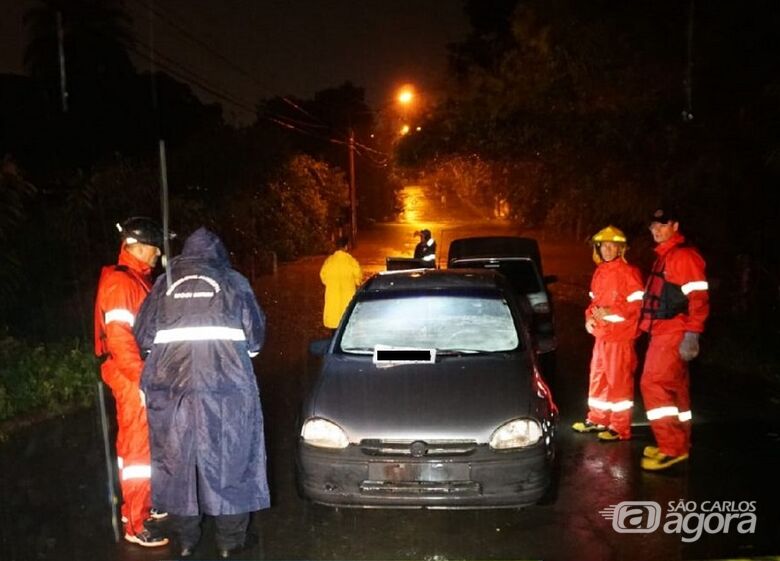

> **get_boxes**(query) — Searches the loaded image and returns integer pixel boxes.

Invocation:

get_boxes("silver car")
[297,269,558,508]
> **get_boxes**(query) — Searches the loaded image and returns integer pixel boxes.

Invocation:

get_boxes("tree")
[245,154,348,260]
[23,0,136,100]
[0,157,37,319]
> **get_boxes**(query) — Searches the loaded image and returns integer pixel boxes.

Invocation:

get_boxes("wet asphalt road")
[1,187,778,561]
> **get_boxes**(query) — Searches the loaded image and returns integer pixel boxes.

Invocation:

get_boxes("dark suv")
[447,237,557,357]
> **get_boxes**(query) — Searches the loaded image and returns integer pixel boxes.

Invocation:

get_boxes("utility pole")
[682,0,695,122]
[56,11,68,112]
[348,128,357,247]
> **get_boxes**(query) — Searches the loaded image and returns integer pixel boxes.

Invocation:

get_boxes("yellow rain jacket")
[320,250,363,328]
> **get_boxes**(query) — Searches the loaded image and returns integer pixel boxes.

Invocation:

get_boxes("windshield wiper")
[436,348,489,355]
[340,347,374,354]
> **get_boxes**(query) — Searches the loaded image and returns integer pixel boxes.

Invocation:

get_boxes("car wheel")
[536,445,560,506]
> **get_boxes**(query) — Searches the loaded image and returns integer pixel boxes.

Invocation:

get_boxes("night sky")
[2,0,470,122]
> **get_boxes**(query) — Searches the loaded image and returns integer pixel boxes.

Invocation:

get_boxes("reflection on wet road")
[397,185,426,224]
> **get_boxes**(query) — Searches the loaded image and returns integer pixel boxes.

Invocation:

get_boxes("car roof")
[448,236,542,270]
[363,268,507,293]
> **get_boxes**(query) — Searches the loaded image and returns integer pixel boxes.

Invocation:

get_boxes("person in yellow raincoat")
[320,237,363,330]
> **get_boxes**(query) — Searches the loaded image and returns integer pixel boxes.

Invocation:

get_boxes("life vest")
[640,246,690,321]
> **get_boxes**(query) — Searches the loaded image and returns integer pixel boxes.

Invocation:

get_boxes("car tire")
[536,445,560,506]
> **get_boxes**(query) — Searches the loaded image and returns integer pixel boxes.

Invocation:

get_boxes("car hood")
[307,353,539,444]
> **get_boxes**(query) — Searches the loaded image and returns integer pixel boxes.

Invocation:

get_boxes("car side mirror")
[544,274,558,284]
[308,338,331,357]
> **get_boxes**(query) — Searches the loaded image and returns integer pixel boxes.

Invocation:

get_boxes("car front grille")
[359,439,478,457]
[359,480,481,496]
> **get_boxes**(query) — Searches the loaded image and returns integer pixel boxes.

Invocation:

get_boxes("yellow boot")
[571,420,606,433]
[597,429,628,441]
[643,445,661,458]
[641,452,689,471]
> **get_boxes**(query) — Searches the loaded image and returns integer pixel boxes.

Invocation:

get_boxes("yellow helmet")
[591,225,627,244]
[591,225,628,264]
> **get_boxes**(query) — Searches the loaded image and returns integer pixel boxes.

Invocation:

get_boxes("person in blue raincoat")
[134,227,269,559]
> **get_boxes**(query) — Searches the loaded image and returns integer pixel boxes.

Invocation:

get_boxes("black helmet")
[116,216,164,249]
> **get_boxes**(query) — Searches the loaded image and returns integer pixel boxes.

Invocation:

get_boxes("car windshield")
[340,294,520,354]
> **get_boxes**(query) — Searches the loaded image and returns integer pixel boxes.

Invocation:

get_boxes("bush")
[0,335,98,423]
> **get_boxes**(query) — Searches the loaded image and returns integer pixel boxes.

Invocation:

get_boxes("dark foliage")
[397,0,779,315]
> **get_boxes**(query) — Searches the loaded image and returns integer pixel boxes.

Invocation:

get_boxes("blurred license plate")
[368,462,469,482]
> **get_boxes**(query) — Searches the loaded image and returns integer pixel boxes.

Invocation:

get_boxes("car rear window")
[451,259,542,294]
[340,295,520,354]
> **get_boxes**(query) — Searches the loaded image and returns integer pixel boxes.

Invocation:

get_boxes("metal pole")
[56,11,68,113]
[97,381,121,543]
[683,0,695,122]
[348,128,357,247]
[159,139,172,288]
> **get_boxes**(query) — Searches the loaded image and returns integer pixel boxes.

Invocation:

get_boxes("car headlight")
[300,418,349,449]
[489,419,543,449]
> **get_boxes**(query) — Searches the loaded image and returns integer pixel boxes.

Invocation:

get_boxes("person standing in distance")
[413,229,437,267]
[319,236,362,332]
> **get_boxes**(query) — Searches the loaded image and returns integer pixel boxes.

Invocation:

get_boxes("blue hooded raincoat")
[135,228,269,516]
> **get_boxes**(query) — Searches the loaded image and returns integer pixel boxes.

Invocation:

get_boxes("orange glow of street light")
[400,124,410,135]
[397,85,415,105]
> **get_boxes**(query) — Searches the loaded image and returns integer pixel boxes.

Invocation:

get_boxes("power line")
[33,0,256,117]
[265,113,391,165]
[264,116,347,146]
[124,0,388,155]
[124,1,388,160]
[354,146,389,167]
[266,112,329,130]
[126,0,264,90]
[280,97,329,127]
[353,140,388,158]
[132,39,235,105]
[127,43,257,116]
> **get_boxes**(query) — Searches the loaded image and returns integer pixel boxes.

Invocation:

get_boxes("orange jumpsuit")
[639,232,709,456]
[94,247,153,536]
[585,259,644,438]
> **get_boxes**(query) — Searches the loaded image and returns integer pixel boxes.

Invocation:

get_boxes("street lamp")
[348,84,417,247]
[397,85,415,106]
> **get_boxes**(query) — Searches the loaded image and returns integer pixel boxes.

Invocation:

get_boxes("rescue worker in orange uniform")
[639,208,709,471]
[572,226,644,441]
[94,217,168,547]
[320,237,363,330]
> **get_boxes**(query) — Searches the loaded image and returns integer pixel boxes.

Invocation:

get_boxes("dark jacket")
[135,228,269,516]
[413,238,437,266]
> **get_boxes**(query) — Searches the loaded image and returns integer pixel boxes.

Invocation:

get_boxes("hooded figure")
[319,237,362,329]
[135,227,268,557]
